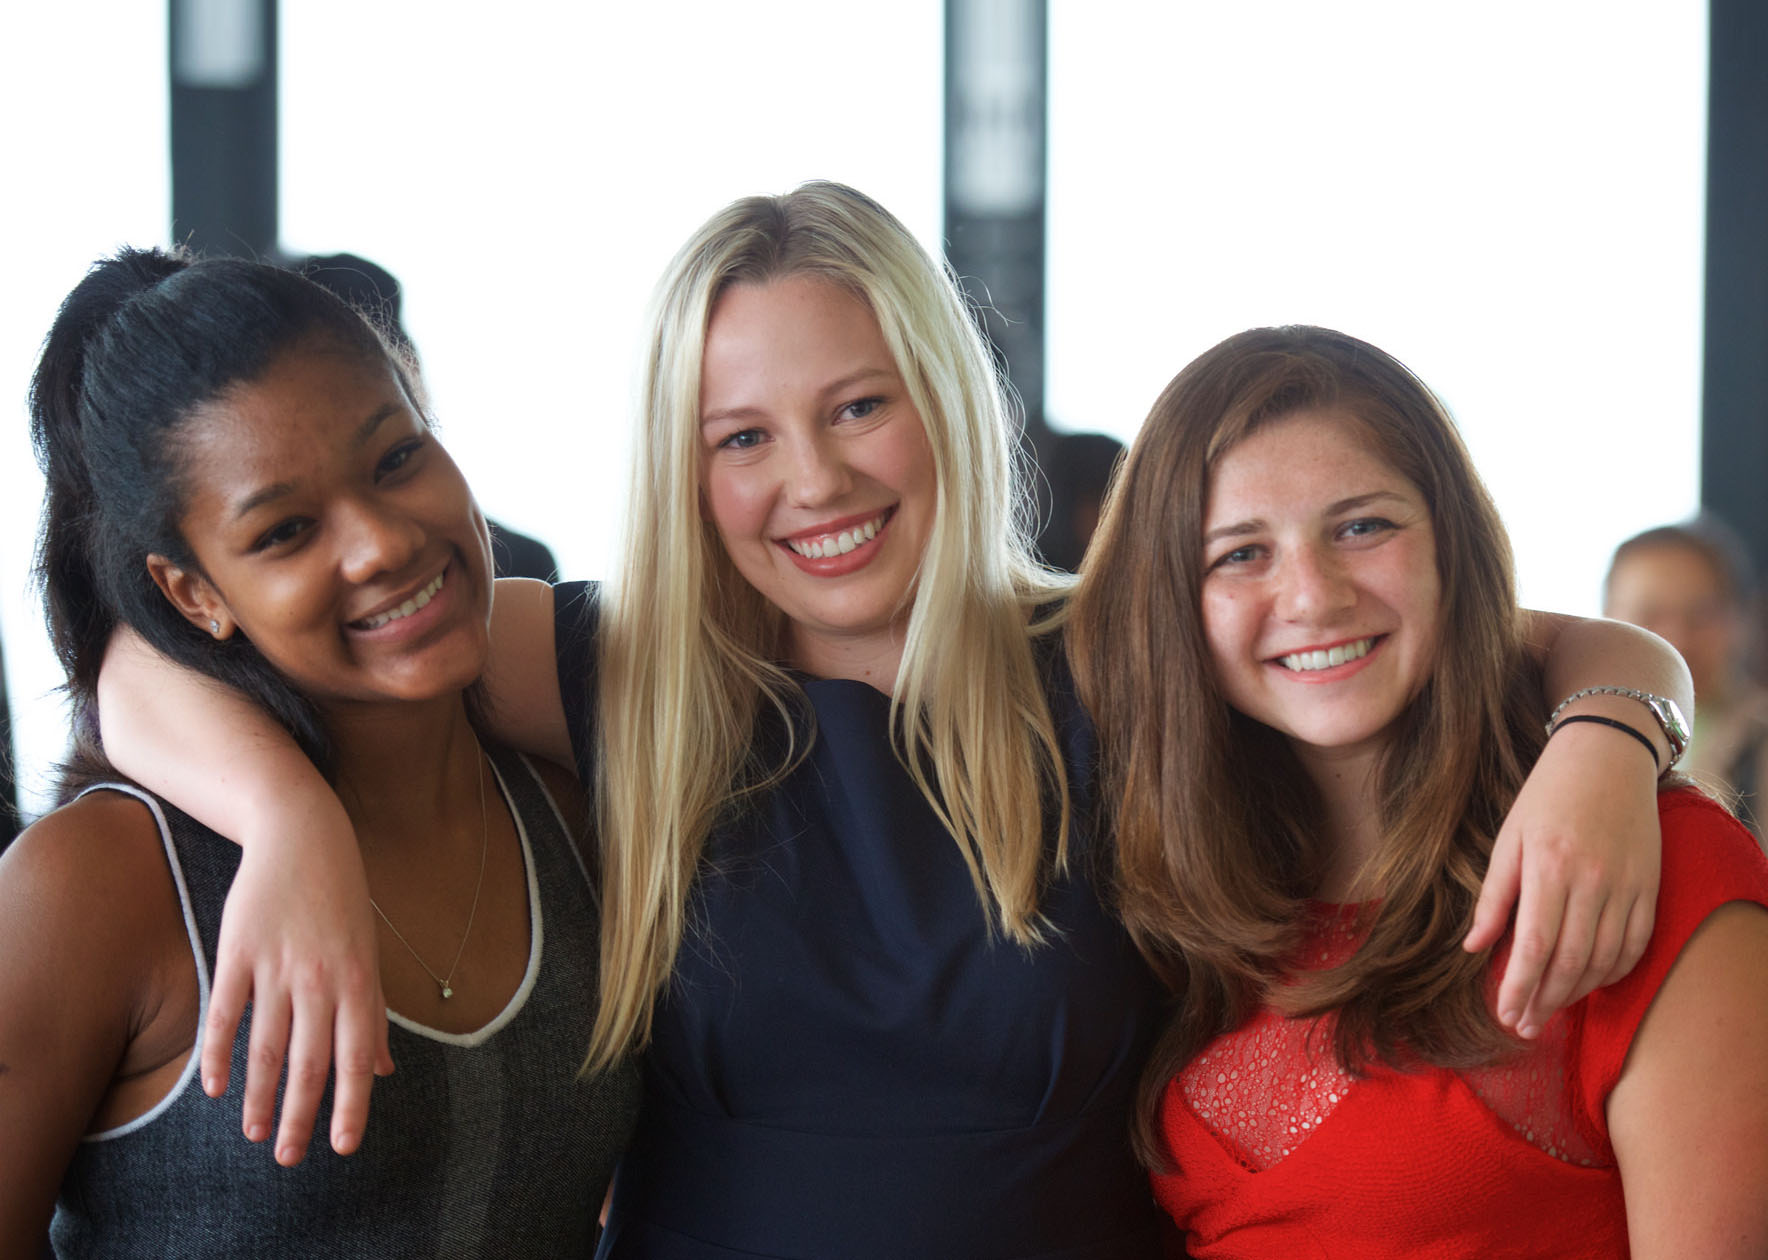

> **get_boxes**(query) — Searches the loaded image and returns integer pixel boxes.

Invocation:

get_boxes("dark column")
[944,0,1050,453]
[0,633,17,847]
[170,0,278,255]
[1701,0,1768,567]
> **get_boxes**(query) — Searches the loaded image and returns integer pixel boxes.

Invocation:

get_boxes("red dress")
[1151,791,1768,1259]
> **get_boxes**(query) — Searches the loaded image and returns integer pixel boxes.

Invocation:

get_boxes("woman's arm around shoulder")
[98,625,387,1164]
[1606,895,1768,1257]
[1469,611,1694,1038]
[0,793,192,1254]
[93,579,571,1161]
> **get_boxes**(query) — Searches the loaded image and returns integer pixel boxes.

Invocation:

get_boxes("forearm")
[1471,611,1684,1027]
[98,626,346,844]
[97,628,387,1160]
[1524,610,1693,769]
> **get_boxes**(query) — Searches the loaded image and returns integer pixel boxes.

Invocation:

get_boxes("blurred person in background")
[1605,516,1768,833]
[1036,430,1125,573]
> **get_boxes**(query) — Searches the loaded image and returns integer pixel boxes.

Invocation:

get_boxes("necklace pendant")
[441,984,454,999]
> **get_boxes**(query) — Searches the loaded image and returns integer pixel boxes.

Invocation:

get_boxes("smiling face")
[155,341,494,712]
[698,274,938,681]
[1200,409,1442,770]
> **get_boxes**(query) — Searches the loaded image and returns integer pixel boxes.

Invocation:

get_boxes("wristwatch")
[1545,686,1690,770]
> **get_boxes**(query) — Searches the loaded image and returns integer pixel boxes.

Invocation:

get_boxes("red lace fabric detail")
[1177,906,1607,1172]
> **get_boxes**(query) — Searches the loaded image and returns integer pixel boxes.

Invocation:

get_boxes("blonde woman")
[101,186,1689,1258]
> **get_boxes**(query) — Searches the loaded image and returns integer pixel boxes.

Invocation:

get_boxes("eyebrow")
[231,402,405,520]
[233,481,297,521]
[700,365,897,428]
[1202,489,1412,544]
[353,401,401,446]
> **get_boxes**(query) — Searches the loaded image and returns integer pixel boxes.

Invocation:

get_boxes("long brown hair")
[1069,326,1547,1163]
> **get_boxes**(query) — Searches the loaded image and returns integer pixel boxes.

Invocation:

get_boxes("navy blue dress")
[555,583,1165,1259]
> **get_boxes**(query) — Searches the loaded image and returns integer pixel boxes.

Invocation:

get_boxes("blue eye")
[718,428,764,450]
[1210,544,1262,570]
[1341,517,1396,539]
[839,397,883,421]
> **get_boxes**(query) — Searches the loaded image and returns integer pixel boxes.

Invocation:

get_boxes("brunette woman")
[1071,326,1768,1257]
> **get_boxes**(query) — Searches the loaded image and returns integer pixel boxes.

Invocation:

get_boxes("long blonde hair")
[586,182,1071,1068]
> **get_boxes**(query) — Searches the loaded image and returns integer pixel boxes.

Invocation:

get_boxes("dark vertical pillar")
[944,0,1050,453]
[170,0,278,256]
[0,633,17,846]
[1701,0,1768,566]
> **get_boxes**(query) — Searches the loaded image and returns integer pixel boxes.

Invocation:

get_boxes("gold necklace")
[368,740,489,1001]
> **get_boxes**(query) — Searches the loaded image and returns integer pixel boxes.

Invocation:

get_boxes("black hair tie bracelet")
[1546,713,1660,770]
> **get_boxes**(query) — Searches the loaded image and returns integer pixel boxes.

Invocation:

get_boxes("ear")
[145,554,236,640]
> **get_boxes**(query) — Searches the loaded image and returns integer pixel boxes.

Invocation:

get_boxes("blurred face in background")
[1603,541,1739,702]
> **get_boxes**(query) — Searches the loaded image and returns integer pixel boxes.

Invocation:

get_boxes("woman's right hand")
[99,627,395,1160]
[206,794,394,1165]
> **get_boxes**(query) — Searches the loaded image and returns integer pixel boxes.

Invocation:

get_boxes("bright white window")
[1048,1,1707,613]
[1,4,168,818]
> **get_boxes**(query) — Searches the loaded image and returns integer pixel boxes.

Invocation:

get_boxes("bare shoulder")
[1639,898,1768,1027]
[0,790,189,1245]
[1636,899,1768,1034]
[0,788,186,1007]
[1608,900,1768,1257]
[1,788,173,917]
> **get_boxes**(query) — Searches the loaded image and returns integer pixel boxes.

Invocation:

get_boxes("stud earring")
[210,619,222,637]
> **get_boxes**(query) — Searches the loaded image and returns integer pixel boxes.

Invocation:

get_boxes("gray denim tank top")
[52,745,640,1258]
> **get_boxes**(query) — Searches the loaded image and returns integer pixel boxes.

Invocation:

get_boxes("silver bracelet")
[1544,686,1689,770]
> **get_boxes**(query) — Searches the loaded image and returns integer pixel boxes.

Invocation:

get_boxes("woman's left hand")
[1464,719,1662,1038]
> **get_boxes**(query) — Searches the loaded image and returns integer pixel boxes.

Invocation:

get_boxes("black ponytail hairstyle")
[30,246,415,797]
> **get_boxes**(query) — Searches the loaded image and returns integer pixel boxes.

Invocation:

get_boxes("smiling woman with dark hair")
[1071,326,1768,1258]
[0,248,638,1257]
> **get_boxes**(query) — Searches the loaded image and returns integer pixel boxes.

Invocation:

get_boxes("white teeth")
[1280,637,1374,672]
[787,512,888,559]
[358,572,445,630]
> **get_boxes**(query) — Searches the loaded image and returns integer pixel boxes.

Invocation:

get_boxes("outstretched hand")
[204,802,393,1165]
[1464,720,1661,1038]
